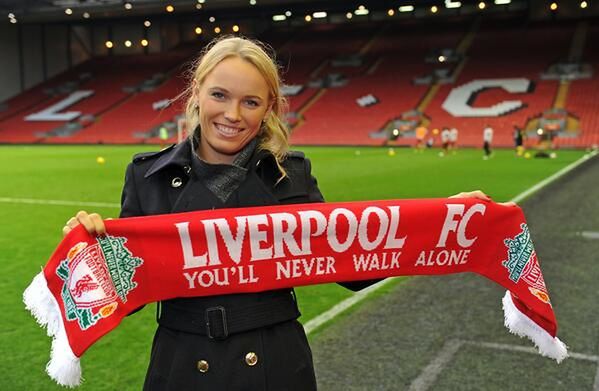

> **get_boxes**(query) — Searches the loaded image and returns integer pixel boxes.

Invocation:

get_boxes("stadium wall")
[0,24,20,102]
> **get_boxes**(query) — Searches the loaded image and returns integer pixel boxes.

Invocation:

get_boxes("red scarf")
[24,198,567,387]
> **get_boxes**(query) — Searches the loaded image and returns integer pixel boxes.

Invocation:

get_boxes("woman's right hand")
[62,211,106,237]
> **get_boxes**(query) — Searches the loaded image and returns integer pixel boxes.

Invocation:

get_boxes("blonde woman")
[64,36,328,390]
[63,36,493,389]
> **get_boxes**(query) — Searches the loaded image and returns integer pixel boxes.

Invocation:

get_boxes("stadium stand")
[0,49,192,143]
[564,24,599,148]
[291,20,467,145]
[425,19,574,147]
[0,17,597,148]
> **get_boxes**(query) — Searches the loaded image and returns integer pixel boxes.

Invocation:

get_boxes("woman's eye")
[245,99,259,107]
[211,92,225,99]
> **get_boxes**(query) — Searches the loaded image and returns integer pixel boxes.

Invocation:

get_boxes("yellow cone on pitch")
[96,156,106,164]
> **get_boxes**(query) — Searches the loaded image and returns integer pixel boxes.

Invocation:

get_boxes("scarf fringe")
[24,272,82,387]
[502,291,568,363]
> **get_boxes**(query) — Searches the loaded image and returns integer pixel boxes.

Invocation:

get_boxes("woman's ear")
[265,100,274,120]
[192,79,201,107]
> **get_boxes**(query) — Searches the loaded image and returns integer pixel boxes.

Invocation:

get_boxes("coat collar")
[144,138,193,178]
[144,137,276,178]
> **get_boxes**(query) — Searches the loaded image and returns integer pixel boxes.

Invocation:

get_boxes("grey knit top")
[190,136,258,202]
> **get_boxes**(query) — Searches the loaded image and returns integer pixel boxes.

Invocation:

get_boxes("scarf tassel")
[24,272,82,388]
[502,291,568,363]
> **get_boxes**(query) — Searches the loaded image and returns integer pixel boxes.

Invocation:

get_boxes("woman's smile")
[213,122,244,138]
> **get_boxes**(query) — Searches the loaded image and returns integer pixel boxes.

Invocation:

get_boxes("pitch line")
[468,340,599,362]
[511,149,598,204]
[0,197,120,209]
[409,339,599,391]
[408,339,464,391]
[303,278,396,334]
[305,149,598,336]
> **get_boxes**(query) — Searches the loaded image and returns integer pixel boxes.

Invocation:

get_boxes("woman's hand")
[62,211,106,237]
[449,190,516,207]
[449,190,491,202]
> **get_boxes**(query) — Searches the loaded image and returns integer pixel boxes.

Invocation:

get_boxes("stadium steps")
[425,22,573,147]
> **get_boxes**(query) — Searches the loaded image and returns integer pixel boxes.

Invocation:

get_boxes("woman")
[64,36,492,390]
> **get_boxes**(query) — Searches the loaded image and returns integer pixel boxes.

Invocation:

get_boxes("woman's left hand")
[449,190,516,207]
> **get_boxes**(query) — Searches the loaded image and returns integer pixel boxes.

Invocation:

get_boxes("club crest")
[56,235,143,330]
[502,223,550,304]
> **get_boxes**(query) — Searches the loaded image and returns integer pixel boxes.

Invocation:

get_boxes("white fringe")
[502,290,568,363]
[23,272,83,387]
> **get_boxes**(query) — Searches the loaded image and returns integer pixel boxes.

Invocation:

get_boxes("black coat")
[120,139,324,390]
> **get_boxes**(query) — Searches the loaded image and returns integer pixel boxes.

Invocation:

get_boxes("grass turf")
[0,145,587,390]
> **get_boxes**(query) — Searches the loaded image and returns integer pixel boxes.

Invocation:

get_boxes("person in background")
[449,127,458,154]
[158,126,169,150]
[513,125,525,156]
[439,127,450,157]
[483,125,494,160]
[415,125,428,153]
[60,36,494,391]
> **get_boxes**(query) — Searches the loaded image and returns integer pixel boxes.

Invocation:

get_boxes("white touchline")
[409,339,599,391]
[0,197,120,209]
[408,339,464,391]
[305,149,599,336]
[511,149,598,204]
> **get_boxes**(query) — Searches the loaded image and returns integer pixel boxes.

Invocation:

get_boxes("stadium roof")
[2,1,597,24]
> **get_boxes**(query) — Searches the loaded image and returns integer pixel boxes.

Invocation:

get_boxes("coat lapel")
[224,170,280,209]
[170,178,222,213]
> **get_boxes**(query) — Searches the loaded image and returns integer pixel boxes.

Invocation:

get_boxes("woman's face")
[195,56,271,164]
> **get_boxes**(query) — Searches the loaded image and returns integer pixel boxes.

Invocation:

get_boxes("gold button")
[197,360,209,373]
[245,352,258,366]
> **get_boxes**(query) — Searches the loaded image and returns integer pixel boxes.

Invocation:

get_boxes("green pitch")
[0,145,587,390]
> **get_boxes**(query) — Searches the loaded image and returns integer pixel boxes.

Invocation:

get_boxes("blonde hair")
[183,36,290,178]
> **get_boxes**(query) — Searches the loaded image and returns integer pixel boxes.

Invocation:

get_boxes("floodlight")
[445,1,462,9]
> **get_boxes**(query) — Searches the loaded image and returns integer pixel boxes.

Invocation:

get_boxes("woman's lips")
[214,123,243,137]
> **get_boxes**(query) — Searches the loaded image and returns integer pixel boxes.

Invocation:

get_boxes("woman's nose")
[224,104,241,123]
